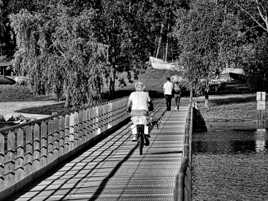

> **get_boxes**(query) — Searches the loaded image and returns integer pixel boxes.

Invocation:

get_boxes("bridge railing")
[0,98,129,199]
[174,101,194,201]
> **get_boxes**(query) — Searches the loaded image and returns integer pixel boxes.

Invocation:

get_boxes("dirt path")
[0,101,60,120]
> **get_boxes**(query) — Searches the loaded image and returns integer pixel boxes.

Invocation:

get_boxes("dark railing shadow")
[88,142,137,201]
[8,119,130,201]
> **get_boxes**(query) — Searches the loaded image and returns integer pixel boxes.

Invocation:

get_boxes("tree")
[10,5,108,107]
[173,1,224,95]
[232,0,268,91]
[236,0,268,33]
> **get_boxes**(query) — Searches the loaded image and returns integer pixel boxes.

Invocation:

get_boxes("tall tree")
[173,1,224,91]
[10,4,108,107]
[236,0,268,33]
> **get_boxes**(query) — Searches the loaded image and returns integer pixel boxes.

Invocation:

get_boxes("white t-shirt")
[128,91,150,111]
[163,81,173,95]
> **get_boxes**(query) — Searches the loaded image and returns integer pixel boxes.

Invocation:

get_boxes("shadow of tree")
[210,96,256,106]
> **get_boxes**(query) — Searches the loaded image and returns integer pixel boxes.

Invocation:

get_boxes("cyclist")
[127,81,152,142]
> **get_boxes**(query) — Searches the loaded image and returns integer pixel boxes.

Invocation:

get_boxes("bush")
[247,74,268,92]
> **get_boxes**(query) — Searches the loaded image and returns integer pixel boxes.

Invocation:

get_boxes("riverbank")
[0,101,61,121]
[192,93,268,201]
[196,93,267,131]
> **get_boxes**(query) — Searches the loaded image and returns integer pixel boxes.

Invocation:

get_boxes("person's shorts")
[130,110,149,134]
[131,116,148,125]
[131,110,148,117]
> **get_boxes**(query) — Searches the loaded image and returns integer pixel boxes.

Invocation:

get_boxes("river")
[192,129,268,201]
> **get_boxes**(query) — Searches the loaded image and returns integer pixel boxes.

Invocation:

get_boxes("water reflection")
[193,129,268,154]
[255,129,267,153]
[192,129,268,201]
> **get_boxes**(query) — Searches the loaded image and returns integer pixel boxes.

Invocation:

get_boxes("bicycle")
[134,112,163,155]
[135,124,150,155]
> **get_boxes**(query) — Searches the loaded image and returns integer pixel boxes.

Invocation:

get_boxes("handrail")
[0,97,123,133]
[174,99,194,201]
[0,97,129,200]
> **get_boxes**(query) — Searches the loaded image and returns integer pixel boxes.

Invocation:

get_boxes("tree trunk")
[190,85,193,105]
[156,23,164,58]
[204,80,210,109]
[204,90,209,109]
[165,38,168,62]
[63,80,70,108]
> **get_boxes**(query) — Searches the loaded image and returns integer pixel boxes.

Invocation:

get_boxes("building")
[0,60,13,76]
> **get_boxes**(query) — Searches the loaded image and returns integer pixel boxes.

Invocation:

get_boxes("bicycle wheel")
[139,131,144,155]
[137,125,144,155]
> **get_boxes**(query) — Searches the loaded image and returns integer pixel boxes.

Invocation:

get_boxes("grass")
[17,103,66,115]
[139,68,183,92]
[197,95,267,130]
[0,85,53,102]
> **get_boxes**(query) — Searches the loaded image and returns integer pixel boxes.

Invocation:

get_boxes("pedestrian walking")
[163,77,173,111]
[173,81,181,110]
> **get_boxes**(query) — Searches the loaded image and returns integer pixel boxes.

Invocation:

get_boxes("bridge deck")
[14,106,188,201]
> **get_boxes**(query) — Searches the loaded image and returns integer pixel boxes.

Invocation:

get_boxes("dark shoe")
[132,135,137,141]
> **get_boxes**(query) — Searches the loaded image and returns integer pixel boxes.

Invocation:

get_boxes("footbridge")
[0,98,193,201]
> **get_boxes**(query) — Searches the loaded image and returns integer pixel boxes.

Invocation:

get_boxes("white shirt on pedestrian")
[163,81,173,95]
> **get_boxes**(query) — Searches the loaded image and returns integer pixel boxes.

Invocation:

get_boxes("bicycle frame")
[131,114,150,155]
[136,124,145,155]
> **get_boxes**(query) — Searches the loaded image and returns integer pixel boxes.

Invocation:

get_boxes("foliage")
[5,0,268,103]
[173,1,224,93]
[173,0,268,93]
[9,6,108,107]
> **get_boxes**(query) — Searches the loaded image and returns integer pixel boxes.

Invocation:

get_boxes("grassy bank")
[0,85,53,102]
[197,94,268,130]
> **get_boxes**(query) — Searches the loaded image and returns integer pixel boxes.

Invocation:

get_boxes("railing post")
[0,132,5,188]
[58,116,65,156]
[90,107,96,136]
[40,121,48,167]
[24,126,33,176]
[98,105,103,133]
[112,101,117,125]
[15,128,25,182]
[47,119,54,163]
[52,117,59,160]
[78,110,83,145]
[82,109,87,141]
[69,113,75,150]
[33,123,41,171]
[108,102,112,129]
[73,111,79,147]
[95,106,101,135]
[5,130,16,186]
[64,114,71,152]
[85,108,91,139]
[103,104,109,130]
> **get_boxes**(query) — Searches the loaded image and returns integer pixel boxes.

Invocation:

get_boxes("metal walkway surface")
[13,106,188,201]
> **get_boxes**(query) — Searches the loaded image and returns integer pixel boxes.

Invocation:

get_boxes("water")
[192,129,268,201]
